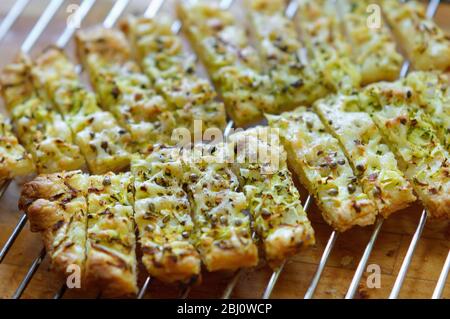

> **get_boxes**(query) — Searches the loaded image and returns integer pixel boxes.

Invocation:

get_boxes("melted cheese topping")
[228,127,315,266]
[32,48,132,173]
[183,144,258,271]
[342,0,403,84]
[315,95,416,218]
[1,58,85,173]
[177,0,267,126]
[296,0,360,92]
[381,0,450,71]
[246,0,333,111]
[85,172,137,297]
[0,114,35,181]
[404,71,450,151]
[122,16,226,138]
[267,108,377,232]
[131,147,201,283]
[75,27,169,153]
[360,82,450,218]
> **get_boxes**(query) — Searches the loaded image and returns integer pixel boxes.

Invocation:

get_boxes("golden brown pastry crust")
[19,171,88,277]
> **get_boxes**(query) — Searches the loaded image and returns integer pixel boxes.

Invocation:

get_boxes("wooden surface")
[0,0,449,299]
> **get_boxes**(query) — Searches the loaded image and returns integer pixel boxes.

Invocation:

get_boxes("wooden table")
[0,0,449,299]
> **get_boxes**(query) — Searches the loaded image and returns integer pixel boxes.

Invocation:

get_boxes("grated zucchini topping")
[182,143,259,271]
[227,126,315,266]
[177,0,271,126]
[32,48,132,174]
[131,147,201,284]
[360,82,450,218]
[381,0,450,72]
[19,171,88,277]
[121,16,227,138]
[0,113,35,182]
[0,56,86,173]
[296,0,360,92]
[85,172,138,297]
[267,108,377,232]
[314,94,416,218]
[341,0,403,85]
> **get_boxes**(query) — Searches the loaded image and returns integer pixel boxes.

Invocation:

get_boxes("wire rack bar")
[21,0,64,53]
[144,0,164,18]
[0,179,12,200]
[345,218,384,299]
[389,210,428,299]
[12,247,46,299]
[0,213,27,263]
[103,0,129,29]
[387,0,441,299]
[53,283,67,299]
[56,0,96,48]
[0,0,30,42]
[432,251,450,299]
[303,230,338,299]
[137,276,151,299]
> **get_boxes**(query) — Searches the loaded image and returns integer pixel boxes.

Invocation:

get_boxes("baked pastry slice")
[31,48,131,174]
[19,171,88,278]
[245,0,336,109]
[381,0,450,71]
[0,113,35,182]
[341,0,403,84]
[267,108,377,232]
[295,0,360,92]
[177,0,269,126]
[227,127,315,267]
[182,144,258,271]
[403,71,450,151]
[131,147,201,284]
[1,56,86,173]
[75,27,171,152]
[121,15,226,138]
[314,94,416,218]
[360,82,450,219]
[85,172,138,297]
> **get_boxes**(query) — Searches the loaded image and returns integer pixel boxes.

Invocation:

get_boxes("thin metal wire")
[56,0,96,48]
[222,268,244,299]
[388,0,440,299]
[21,0,65,53]
[389,210,428,299]
[304,231,338,299]
[144,0,165,18]
[0,213,28,263]
[179,285,191,299]
[0,0,30,42]
[12,247,46,299]
[345,218,384,299]
[0,179,12,200]
[137,276,151,299]
[432,251,450,299]
[53,283,67,299]
[103,0,130,29]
